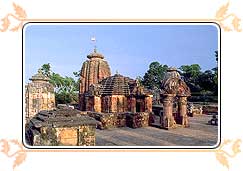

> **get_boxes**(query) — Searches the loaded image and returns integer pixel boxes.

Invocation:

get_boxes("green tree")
[179,64,202,92]
[73,70,81,78]
[212,50,218,94]
[179,64,201,80]
[41,63,51,77]
[142,61,168,89]
[135,76,143,86]
[56,76,78,104]
[198,70,216,93]
[40,64,79,104]
[73,70,81,91]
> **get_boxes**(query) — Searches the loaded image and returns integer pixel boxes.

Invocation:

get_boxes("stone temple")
[76,48,154,131]
[25,69,55,121]
[83,73,153,113]
[79,48,111,111]
[78,48,153,114]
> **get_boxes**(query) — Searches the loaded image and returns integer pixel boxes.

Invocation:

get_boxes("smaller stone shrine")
[83,73,153,113]
[80,73,153,129]
[160,67,191,129]
[25,69,55,121]
[25,108,98,146]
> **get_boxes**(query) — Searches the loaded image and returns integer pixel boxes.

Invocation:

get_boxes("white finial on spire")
[91,36,97,52]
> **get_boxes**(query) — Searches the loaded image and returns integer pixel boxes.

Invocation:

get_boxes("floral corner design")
[0,3,27,32]
[215,139,242,170]
[215,1,242,32]
[0,139,27,170]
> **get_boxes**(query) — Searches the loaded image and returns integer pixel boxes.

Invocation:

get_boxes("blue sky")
[24,24,218,83]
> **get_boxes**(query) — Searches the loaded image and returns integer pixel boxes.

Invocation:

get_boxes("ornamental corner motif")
[215,139,242,170]
[0,139,27,170]
[215,1,242,32]
[0,2,27,32]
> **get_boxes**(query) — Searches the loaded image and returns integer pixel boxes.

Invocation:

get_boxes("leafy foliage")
[40,63,79,104]
[179,64,202,92]
[41,63,51,77]
[142,62,168,89]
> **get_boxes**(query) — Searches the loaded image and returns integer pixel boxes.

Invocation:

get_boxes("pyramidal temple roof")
[29,69,50,82]
[99,74,133,96]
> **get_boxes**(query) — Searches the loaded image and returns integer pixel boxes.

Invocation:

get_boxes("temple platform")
[96,114,218,146]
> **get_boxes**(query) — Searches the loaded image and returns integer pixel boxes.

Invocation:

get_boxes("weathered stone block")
[88,112,127,129]
[25,70,55,121]
[25,109,97,146]
[88,112,116,129]
[126,112,150,128]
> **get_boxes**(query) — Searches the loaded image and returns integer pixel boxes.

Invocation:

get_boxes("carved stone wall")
[84,94,153,114]
[101,96,112,113]
[127,97,136,113]
[145,95,153,112]
[25,109,97,146]
[30,126,96,146]
[126,112,150,128]
[161,95,176,129]
[87,111,151,129]
[177,96,189,127]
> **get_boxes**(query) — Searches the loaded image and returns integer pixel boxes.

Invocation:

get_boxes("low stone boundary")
[87,112,126,129]
[126,112,150,128]
[87,111,152,129]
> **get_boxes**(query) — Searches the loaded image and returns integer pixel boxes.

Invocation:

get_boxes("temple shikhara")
[25,42,218,147]
[79,48,153,114]
[79,47,111,111]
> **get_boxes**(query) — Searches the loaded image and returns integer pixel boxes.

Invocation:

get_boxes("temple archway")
[160,68,191,129]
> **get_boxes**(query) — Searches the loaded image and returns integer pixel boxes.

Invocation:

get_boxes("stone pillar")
[108,96,112,113]
[161,94,176,129]
[145,95,153,112]
[79,93,85,111]
[111,95,118,113]
[85,96,94,111]
[123,97,128,112]
[130,97,136,113]
[178,96,189,127]
[93,96,101,112]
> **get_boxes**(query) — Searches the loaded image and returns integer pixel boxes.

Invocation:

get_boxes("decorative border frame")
[0,1,242,171]
[0,2,241,32]
[21,21,221,150]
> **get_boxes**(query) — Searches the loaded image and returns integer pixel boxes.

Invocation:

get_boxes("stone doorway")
[136,102,141,112]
